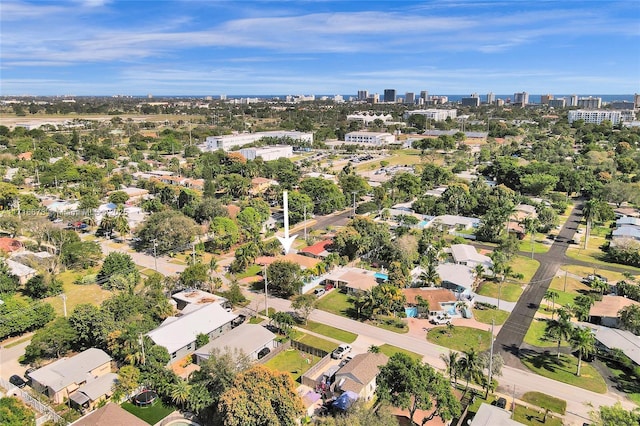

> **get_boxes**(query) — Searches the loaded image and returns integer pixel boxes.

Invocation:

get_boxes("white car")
[430,314,452,325]
[331,344,352,359]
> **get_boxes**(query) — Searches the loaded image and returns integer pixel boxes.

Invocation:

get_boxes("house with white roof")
[69,372,118,412]
[194,323,276,363]
[146,302,237,364]
[27,348,112,404]
[449,244,493,272]
[436,263,476,300]
[428,215,480,231]
[6,258,37,284]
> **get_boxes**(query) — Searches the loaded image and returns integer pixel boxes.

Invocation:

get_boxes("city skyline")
[1,0,639,96]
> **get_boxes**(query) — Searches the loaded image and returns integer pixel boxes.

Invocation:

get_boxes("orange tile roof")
[300,240,332,256]
[402,288,457,307]
[0,238,22,253]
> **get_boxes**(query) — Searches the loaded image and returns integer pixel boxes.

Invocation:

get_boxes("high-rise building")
[404,92,415,104]
[367,94,379,104]
[384,89,397,103]
[420,91,429,102]
[357,90,369,101]
[568,110,633,125]
[461,95,480,107]
[634,93,640,109]
[513,92,529,106]
[486,92,495,104]
[568,95,578,107]
[540,94,553,105]
[548,99,566,108]
[577,97,602,109]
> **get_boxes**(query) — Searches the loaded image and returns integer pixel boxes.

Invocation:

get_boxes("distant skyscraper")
[549,99,566,108]
[513,92,529,106]
[420,91,429,102]
[384,89,397,103]
[220,94,227,100]
[486,92,495,104]
[568,95,578,107]
[405,92,415,104]
[577,97,602,109]
[461,95,480,107]
[357,90,369,101]
[634,93,640,109]
[540,94,553,105]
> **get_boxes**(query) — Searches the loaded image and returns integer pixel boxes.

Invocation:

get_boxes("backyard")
[263,348,322,382]
[121,400,175,425]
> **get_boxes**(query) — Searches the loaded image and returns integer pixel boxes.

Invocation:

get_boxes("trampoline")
[134,389,158,407]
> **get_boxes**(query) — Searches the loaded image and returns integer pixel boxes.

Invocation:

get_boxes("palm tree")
[440,350,460,386]
[544,313,574,359]
[458,349,482,395]
[520,217,540,259]
[544,290,560,318]
[570,327,596,377]
[170,380,192,410]
[113,206,130,240]
[590,277,609,296]
[582,199,603,250]
[473,264,485,290]
[99,214,115,239]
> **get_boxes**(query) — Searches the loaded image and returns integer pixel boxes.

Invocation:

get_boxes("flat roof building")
[203,131,313,151]
[344,131,395,145]
[239,144,293,161]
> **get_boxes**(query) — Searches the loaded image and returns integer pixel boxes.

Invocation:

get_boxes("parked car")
[9,374,26,388]
[583,274,608,284]
[257,347,271,359]
[430,314,451,325]
[331,344,352,359]
[314,288,326,297]
[495,397,507,409]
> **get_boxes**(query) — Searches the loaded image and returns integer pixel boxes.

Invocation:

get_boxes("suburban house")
[6,259,37,284]
[322,266,384,295]
[194,323,277,364]
[69,372,118,412]
[0,237,23,254]
[146,303,238,364]
[471,403,524,426]
[588,295,640,328]
[579,322,640,367]
[72,402,148,426]
[27,348,112,404]
[449,244,493,271]
[402,288,458,318]
[171,288,229,311]
[300,240,333,259]
[332,353,389,401]
[250,177,278,195]
[437,263,476,300]
[428,215,480,234]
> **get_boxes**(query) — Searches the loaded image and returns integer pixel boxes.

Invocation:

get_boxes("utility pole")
[303,205,307,242]
[192,242,196,265]
[352,191,357,217]
[61,293,67,318]
[152,239,158,272]
[264,264,269,318]
[564,270,568,292]
[488,319,494,390]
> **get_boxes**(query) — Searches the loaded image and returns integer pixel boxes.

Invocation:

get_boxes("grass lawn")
[514,404,563,426]
[372,317,409,334]
[565,241,640,274]
[316,290,354,318]
[263,348,321,382]
[234,264,262,280]
[549,272,590,294]
[510,256,540,284]
[426,326,491,352]
[121,401,175,425]
[599,357,640,405]
[523,318,569,348]
[519,234,551,255]
[562,264,630,283]
[476,281,522,302]
[44,270,112,316]
[378,344,422,361]
[521,352,607,393]
[298,320,357,343]
[294,333,340,353]
[537,290,576,316]
[521,391,566,414]
[472,308,509,325]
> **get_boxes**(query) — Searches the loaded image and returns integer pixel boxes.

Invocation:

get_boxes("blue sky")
[1,0,639,96]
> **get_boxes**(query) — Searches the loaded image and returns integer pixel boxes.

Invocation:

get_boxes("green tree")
[457,349,483,395]
[69,303,113,350]
[195,333,210,348]
[590,401,640,426]
[544,310,574,359]
[440,350,460,386]
[180,262,210,289]
[570,327,596,376]
[170,379,192,410]
[108,190,129,205]
[291,293,317,325]
[25,274,62,299]
[136,210,199,253]
[0,182,18,209]
[0,397,36,426]
[60,241,102,269]
[377,353,461,425]
[222,281,248,306]
[299,177,345,215]
[25,317,78,360]
[0,259,19,294]
[208,216,240,251]
[113,365,140,402]
[267,261,304,298]
[98,252,140,288]
[217,365,305,426]
[544,290,559,318]
[237,206,263,241]
[270,311,295,336]
[520,216,539,259]
[618,304,640,335]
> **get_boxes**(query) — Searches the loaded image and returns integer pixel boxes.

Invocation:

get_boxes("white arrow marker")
[277,190,297,254]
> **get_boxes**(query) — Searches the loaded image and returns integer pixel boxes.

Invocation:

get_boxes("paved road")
[259,291,635,425]
[0,336,31,381]
[494,201,583,366]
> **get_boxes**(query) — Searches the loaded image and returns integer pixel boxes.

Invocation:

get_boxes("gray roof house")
[69,372,118,412]
[437,263,476,300]
[28,348,112,404]
[332,353,388,401]
[471,403,523,426]
[147,302,238,364]
[6,259,37,284]
[450,244,493,271]
[194,323,276,363]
